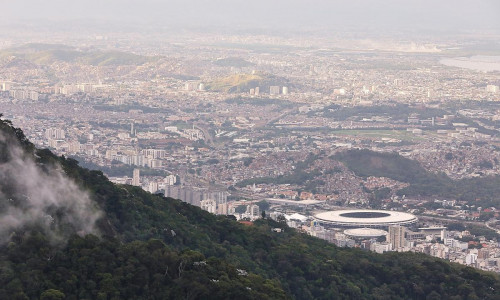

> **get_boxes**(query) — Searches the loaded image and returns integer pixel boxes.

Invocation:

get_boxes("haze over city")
[2,0,500,34]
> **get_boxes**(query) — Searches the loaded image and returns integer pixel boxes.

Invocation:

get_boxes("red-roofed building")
[239,221,253,226]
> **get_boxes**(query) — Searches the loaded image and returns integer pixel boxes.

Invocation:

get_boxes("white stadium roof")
[285,213,308,222]
[314,209,417,228]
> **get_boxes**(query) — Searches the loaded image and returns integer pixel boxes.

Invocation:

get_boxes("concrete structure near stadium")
[314,209,418,228]
[344,228,388,239]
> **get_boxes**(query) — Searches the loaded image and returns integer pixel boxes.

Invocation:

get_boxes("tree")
[243,157,254,167]
[426,291,441,300]
[226,215,237,221]
[235,205,247,214]
[277,214,287,224]
[40,289,65,300]
[256,200,270,211]
[479,160,493,169]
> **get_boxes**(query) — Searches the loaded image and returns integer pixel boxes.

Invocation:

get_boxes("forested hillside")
[1,116,500,299]
[335,149,500,207]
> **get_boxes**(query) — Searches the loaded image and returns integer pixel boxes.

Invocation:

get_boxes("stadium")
[314,209,418,228]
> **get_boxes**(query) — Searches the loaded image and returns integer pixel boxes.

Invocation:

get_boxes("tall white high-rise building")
[130,155,145,167]
[148,181,159,193]
[68,141,81,153]
[393,79,404,86]
[0,82,11,91]
[388,226,406,250]
[132,169,141,186]
[201,199,217,214]
[45,128,66,140]
[164,175,177,186]
[269,86,280,95]
[143,149,167,159]
[29,91,39,101]
[246,205,260,218]
[486,85,499,93]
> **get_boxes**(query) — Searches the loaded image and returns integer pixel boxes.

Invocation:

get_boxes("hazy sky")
[1,0,499,35]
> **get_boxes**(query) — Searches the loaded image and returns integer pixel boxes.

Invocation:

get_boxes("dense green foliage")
[2,116,500,299]
[235,169,321,189]
[321,104,447,122]
[336,149,500,207]
[444,222,499,241]
[320,104,498,135]
[207,73,291,94]
[92,105,174,114]
[237,153,321,190]
[224,96,294,108]
[213,57,255,68]
[0,234,285,300]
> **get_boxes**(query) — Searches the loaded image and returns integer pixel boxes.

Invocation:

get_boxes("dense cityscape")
[1,1,500,298]
[1,26,500,274]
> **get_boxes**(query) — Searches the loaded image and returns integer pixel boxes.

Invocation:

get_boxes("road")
[253,108,296,128]
[486,221,500,234]
[193,122,214,145]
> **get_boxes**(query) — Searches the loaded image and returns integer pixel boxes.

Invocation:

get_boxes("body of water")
[440,55,500,72]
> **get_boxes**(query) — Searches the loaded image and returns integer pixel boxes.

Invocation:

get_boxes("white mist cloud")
[0,132,102,244]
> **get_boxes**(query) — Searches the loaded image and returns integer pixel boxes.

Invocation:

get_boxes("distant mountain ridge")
[0,43,157,66]
[0,115,500,299]
[335,149,500,208]
[213,57,255,68]
[206,72,291,93]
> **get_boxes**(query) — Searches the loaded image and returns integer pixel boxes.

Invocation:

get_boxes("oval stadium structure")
[314,209,417,228]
